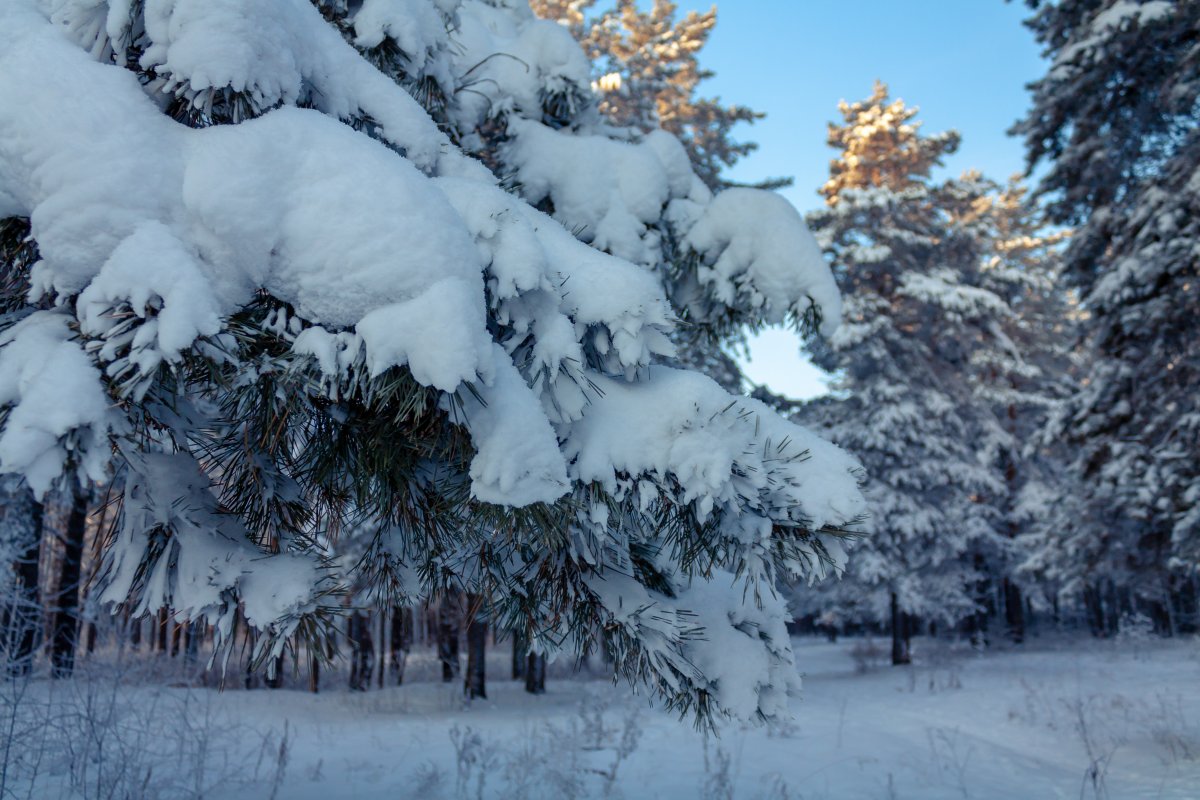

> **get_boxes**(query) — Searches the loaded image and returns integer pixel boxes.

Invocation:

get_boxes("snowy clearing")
[6,635,1198,799]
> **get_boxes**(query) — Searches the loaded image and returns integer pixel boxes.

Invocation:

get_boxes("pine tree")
[797,83,1013,658]
[348,610,374,692]
[0,0,864,722]
[531,0,794,393]
[941,173,1079,642]
[464,592,487,699]
[525,651,547,695]
[532,0,786,191]
[438,591,462,684]
[390,605,413,685]
[1013,0,1200,633]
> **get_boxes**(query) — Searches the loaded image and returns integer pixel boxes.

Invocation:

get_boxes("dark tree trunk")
[511,629,527,680]
[309,626,331,694]
[170,619,183,658]
[525,651,546,694]
[1148,593,1173,637]
[1171,574,1198,634]
[968,553,991,649]
[244,623,260,689]
[1104,580,1121,636]
[437,591,461,683]
[390,606,413,685]
[264,653,284,689]
[129,610,142,650]
[889,592,910,666]
[309,650,320,694]
[1084,583,1105,637]
[1003,579,1025,644]
[464,594,487,700]
[4,488,43,676]
[377,613,385,689]
[157,607,170,653]
[51,490,88,678]
[348,610,374,691]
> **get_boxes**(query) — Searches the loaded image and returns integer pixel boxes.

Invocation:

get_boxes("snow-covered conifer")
[531,0,784,192]
[0,0,864,720]
[1013,0,1200,632]
[941,174,1082,640]
[796,84,1015,658]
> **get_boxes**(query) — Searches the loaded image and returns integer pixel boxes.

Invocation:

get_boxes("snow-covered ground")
[6,635,1199,799]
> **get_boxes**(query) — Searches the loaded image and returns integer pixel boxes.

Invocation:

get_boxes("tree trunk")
[437,591,461,683]
[464,593,487,700]
[1103,580,1121,637]
[1149,590,1174,637]
[157,607,170,653]
[129,610,142,650]
[264,653,284,689]
[968,552,991,649]
[889,592,910,666]
[1083,583,1105,637]
[51,490,88,677]
[244,622,260,689]
[4,486,43,676]
[390,606,413,685]
[377,612,385,689]
[309,649,320,694]
[348,610,374,691]
[525,651,546,694]
[511,629,527,680]
[1171,574,1198,634]
[1003,579,1025,644]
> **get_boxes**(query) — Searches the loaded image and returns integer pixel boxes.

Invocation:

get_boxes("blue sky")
[662,1,1047,397]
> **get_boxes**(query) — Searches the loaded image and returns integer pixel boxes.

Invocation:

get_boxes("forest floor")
[5,634,1199,799]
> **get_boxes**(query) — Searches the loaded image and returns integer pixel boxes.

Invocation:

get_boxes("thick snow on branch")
[586,567,801,721]
[900,269,1011,323]
[2,2,572,501]
[47,0,485,177]
[685,189,842,335]
[449,0,593,131]
[0,312,115,496]
[568,367,863,536]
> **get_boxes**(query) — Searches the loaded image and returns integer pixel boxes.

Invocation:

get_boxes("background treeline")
[1,481,555,696]
[542,0,1200,661]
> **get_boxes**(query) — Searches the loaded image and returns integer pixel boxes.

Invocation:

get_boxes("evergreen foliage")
[1013,0,1200,631]
[795,83,1072,647]
[0,0,864,721]
[531,0,786,191]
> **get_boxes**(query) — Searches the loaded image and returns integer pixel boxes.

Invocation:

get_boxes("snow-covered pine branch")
[0,0,864,721]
